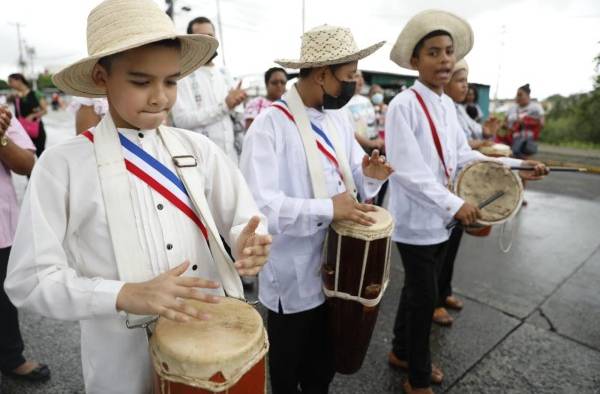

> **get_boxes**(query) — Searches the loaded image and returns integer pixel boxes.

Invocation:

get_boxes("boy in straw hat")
[5,0,271,392]
[385,10,547,394]
[239,25,392,393]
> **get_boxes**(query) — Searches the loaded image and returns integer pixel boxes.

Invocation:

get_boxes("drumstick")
[446,190,506,230]
[510,166,587,173]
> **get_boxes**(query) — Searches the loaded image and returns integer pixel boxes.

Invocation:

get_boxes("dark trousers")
[32,127,46,157]
[437,227,464,306]
[392,241,449,388]
[0,247,26,372]
[267,302,335,394]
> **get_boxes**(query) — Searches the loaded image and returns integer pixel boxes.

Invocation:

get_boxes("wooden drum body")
[322,207,393,374]
[454,161,523,236]
[150,298,268,394]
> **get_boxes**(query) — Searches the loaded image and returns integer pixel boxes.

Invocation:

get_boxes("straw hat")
[452,58,469,76]
[275,25,385,69]
[390,10,473,70]
[52,0,218,97]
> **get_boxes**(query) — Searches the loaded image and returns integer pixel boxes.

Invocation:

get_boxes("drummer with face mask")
[240,25,393,394]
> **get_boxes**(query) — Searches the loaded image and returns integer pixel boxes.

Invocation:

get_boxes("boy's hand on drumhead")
[519,160,548,180]
[362,149,394,180]
[234,216,272,276]
[333,192,377,226]
[116,261,221,323]
[454,202,481,226]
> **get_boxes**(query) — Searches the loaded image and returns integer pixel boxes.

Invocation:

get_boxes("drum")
[453,161,523,236]
[479,143,511,158]
[322,207,394,374]
[150,298,268,394]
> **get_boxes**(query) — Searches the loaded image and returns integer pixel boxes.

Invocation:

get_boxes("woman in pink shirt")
[243,67,287,130]
[0,107,50,382]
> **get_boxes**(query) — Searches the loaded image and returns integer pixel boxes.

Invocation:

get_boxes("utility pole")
[9,22,26,73]
[165,0,175,19]
[302,0,306,33]
[492,24,506,113]
[215,0,226,66]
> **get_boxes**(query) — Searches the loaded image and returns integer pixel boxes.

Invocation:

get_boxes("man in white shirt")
[5,2,270,392]
[170,16,246,163]
[386,10,547,394]
[240,25,391,394]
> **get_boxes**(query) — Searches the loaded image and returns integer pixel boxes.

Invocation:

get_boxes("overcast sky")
[1,0,598,99]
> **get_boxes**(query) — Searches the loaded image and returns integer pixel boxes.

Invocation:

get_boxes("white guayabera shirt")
[6,127,265,394]
[385,80,523,246]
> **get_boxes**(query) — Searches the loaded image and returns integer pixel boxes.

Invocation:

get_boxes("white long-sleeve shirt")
[240,101,384,314]
[171,65,238,163]
[5,127,265,394]
[385,80,522,245]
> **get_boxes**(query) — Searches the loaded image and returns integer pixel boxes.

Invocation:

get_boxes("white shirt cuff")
[443,193,465,221]
[90,279,126,317]
[312,198,334,230]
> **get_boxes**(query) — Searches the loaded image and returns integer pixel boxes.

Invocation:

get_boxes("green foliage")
[36,73,56,90]
[0,79,8,90]
[541,51,600,145]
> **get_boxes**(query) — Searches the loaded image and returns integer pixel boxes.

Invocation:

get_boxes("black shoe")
[2,363,51,382]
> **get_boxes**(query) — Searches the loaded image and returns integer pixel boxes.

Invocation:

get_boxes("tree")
[0,79,8,90]
[37,73,56,90]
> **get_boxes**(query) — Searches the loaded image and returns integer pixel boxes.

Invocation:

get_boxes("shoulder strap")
[284,85,329,198]
[158,127,245,300]
[410,88,450,180]
[92,115,156,327]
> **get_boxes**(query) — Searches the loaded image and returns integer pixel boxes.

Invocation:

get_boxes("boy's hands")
[116,261,220,323]
[332,192,377,226]
[454,202,481,226]
[234,216,272,276]
[362,149,394,180]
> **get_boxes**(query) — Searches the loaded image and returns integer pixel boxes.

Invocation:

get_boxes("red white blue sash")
[271,99,343,178]
[81,130,208,240]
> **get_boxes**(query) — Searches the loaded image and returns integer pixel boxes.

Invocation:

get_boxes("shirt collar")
[413,79,445,104]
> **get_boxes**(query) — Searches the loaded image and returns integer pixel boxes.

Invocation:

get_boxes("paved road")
[3,111,600,393]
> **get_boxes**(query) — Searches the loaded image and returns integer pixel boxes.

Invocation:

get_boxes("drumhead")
[454,161,523,225]
[479,143,511,157]
[331,206,394,241]
[150,297,267,389]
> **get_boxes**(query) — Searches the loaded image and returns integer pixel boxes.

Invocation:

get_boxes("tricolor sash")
[88,114,244,327]
[82,130,208,239]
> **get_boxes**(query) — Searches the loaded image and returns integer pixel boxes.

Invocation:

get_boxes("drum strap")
[410,88,450,182]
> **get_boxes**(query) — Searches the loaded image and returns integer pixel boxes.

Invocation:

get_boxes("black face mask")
[322,71,356,110]
[208,50,218,63]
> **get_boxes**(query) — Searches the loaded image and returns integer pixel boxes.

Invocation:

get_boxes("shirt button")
[166,243,173,250]
[157,203,164,210]
[338,181,342,186]
[317,222,323,227]
[447,207,451,211]
[138,132,144,138]
[192,264,198,271]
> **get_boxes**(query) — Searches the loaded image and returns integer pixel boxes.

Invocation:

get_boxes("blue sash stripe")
[118,133,188,196]
[277,100,336,152]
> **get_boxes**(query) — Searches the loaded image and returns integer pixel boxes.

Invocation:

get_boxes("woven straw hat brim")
[452,58,469,75]
[389,10,473,70]
[275,41,385,69]
[52,33,218,98]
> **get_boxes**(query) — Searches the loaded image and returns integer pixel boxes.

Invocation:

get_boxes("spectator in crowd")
[244,67,287,130]
[170,16,246,163]
[8,73,48,157]
[346,70,384,153]
[0,106,50,383]
[463,84,483,122]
